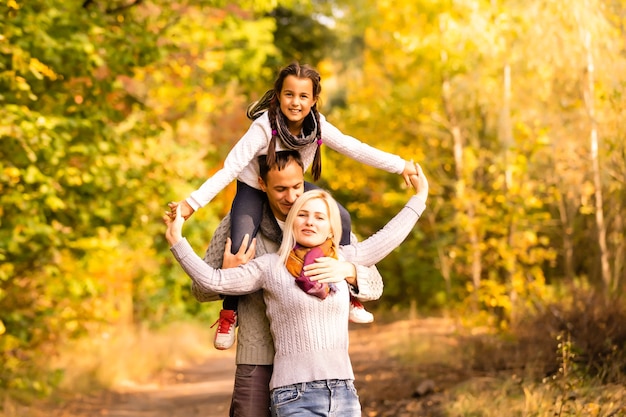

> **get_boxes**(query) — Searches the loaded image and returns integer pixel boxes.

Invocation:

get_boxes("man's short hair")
[258,150,304,182]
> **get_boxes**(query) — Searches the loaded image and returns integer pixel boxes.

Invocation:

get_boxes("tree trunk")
[441,73,482,302]
[582,30,612,292]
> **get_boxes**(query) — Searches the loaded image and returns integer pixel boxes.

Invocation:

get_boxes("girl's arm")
[321,115,417,179]
[185,116,271,212]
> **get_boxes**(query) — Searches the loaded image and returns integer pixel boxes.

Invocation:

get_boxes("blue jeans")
[270,379,361,417]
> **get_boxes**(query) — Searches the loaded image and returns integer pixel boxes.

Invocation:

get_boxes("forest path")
[32,318,460,417]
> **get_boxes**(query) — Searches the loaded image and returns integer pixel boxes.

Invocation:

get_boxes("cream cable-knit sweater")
[171,196,425,389]
[196,207,384,366]
[187,111,406,210]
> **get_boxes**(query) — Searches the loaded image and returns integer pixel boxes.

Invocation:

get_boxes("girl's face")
[293,198,332,248]
[279,75,317,134]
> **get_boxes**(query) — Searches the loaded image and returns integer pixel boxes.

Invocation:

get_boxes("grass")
[444,378,625,416]
[368,289,626,417]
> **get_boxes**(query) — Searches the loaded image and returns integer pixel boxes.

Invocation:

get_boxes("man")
[193,150,383,417]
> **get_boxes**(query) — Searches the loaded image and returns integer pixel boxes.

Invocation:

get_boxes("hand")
[401,159,419,187]
[163,204,185,246]
[303,257,357,284]
[167,200,195,221]
[222,235,256,269]
[409,162,429,202]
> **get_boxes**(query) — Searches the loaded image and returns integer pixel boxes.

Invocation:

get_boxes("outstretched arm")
[341,163,429,266]
[164,207,265,297]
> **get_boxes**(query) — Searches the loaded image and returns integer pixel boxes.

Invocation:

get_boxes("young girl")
[164,167,428,416]
[170,62,417,349]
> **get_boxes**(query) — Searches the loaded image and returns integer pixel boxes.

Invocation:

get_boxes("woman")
[164,164,428,416]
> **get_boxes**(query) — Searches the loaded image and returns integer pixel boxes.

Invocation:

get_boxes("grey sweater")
[171,195,425,389]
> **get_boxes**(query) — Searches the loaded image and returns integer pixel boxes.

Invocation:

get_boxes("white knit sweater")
[187,111,406,210]
[197,212,384,367]
[170,195,425,389]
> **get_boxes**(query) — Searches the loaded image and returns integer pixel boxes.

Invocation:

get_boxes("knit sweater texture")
[187,111,406,210]
[198,202,384,366]
[171,195,425,389]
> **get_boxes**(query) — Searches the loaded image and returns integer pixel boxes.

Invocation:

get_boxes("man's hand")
[222,234,256,269]
[303,257,357,286]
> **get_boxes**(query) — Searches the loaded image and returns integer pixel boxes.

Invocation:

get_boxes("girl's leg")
[230,181,266,253]
[304,182,352,246]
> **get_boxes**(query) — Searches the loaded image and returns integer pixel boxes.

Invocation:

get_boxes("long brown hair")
[247,62,323,181]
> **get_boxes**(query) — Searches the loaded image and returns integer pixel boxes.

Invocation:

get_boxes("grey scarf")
[259,200,283,245]
[274,111,318,150]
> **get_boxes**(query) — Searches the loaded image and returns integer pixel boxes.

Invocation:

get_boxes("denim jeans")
[270,379,361,417]
[230,364,273,417]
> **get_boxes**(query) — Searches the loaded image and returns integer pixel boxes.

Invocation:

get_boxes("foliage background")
[1,0,625,397]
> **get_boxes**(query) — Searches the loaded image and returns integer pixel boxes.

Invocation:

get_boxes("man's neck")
[275,216,285,231]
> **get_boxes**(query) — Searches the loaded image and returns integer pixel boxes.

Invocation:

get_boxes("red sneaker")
[211,309,237,350]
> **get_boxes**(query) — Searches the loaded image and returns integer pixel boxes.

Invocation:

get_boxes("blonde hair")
[277,189,342,265]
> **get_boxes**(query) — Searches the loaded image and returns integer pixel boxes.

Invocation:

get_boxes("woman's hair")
[247,62,323,181]
[277,189,342,266]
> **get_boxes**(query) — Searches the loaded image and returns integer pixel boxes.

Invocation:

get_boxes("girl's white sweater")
[187,112,406,210]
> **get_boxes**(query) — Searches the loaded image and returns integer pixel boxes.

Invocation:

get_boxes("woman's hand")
[163,204,185,246]
[409,162,429,202]
[303,257,357,285]
[401,159,419,187]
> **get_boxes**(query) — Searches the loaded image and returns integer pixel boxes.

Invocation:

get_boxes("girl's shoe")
[211,309,237,350]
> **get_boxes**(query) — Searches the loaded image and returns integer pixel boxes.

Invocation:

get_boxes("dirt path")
[34,318,460,417]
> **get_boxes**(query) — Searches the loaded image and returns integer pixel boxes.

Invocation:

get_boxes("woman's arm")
[165,207,266,297]
[341,164,429,267]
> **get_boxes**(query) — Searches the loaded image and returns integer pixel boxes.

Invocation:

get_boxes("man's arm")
[350,263,384,302]
[303,232,384,302]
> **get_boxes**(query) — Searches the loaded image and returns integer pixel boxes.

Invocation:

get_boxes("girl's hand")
[409,162,429,202]
[163,204,185,246]
[401,159,419,187]
[168,200,195,220]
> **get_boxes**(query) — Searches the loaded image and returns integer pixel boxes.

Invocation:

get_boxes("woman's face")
[293,198,332,248]
[279,75,317,134]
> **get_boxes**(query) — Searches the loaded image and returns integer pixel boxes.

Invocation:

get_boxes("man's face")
[258,160,305,221]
